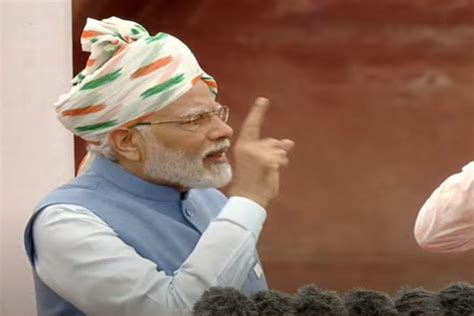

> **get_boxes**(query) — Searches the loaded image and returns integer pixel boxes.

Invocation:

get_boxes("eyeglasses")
[133,106,229,132]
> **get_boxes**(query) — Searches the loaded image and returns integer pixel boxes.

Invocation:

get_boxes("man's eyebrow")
[179,103,221,117]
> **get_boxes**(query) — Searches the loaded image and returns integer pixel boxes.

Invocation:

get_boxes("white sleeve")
[414,162,474,252]
[33,197,266,316]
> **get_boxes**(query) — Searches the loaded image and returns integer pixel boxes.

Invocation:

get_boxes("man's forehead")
[179,80,214,104]
[151,82,217,118]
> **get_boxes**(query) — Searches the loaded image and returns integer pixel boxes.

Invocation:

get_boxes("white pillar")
[1,0,74,314]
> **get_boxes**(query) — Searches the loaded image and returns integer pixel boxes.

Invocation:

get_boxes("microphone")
[294,284,347,316]
[251,289,296,315]
[193,286,258,316]
[344,288,398,316]
[394,286,443,315]
[439,282,474,315]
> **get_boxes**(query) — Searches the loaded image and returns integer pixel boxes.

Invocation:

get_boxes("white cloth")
[56,17,218,143]
[33,196,266,316]
[414,162,474,252]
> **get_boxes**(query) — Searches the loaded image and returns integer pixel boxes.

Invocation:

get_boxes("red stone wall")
[73,0,474,293]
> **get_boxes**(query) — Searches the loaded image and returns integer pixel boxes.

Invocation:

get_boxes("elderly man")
[415,162,474,252]
[24,17,294,315]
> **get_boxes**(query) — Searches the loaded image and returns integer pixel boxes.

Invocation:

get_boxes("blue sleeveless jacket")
[24,156,267,315]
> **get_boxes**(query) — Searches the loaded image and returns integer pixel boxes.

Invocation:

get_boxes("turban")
[55,16,218,144]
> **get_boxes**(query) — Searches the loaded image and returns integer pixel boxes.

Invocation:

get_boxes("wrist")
[228,190,268,209]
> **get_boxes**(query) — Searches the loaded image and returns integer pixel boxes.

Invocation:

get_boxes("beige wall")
[1,0,74,314]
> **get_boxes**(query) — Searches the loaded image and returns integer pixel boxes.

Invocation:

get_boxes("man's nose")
[207,116,233,140]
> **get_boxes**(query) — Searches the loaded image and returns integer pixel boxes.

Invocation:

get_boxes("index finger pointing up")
[239,97,270,141]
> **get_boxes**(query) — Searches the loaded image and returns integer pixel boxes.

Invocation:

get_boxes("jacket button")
[185,208,195,217]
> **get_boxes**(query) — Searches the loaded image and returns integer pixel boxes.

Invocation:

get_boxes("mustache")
[202,139,231,157]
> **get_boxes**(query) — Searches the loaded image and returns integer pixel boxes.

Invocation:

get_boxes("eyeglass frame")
[131,105,229,129]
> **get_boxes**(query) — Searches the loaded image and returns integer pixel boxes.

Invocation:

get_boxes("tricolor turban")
[55,16,218,144]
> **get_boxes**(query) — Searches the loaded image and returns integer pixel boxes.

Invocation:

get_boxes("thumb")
[278,139,295,152]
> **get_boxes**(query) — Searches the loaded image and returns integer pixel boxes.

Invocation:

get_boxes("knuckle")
[267,138,280,146]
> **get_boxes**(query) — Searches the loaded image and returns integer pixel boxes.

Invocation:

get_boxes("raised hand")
[228,97,294,208]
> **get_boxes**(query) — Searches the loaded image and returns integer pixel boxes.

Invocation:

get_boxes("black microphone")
[294,284,347,316]
[439,282,474,315]
[394,286,443,315]
[344,288,398,316]
[193,286,258,316]
[251,289,296,315]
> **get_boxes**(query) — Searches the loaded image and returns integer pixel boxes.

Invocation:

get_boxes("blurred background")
[73,0,474,294]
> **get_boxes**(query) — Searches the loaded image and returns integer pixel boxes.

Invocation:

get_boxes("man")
[414,162,474,252]
[24,17,294,315]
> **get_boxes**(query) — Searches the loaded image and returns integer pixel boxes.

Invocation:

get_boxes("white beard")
[143,137,232,189]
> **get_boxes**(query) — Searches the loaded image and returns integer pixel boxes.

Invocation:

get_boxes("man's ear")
[108,128,143,162]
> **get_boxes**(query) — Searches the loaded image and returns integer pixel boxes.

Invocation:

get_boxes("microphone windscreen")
[193,286,258,316]
[294,284,347,316]
[394,286,443,315]
[251,289,296,315]
[344,288,398,316]
[439,282,474,316]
